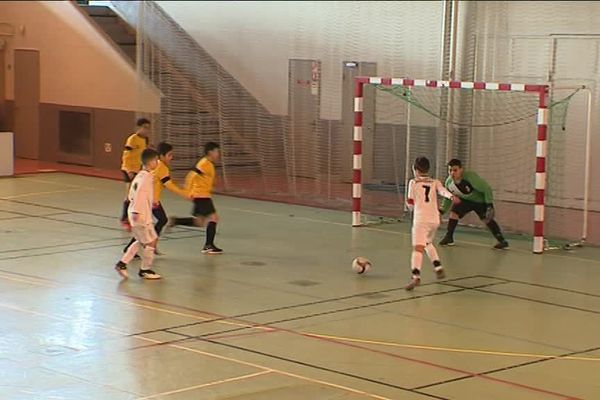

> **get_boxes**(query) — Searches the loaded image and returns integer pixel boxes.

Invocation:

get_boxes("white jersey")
[128,169,154,225]
[407,177,454,224]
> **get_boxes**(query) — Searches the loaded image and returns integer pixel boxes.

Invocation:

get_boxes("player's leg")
[440,201,471,246]
[120,171,133,231]
[152,203,168,255]
[135,225,161,280]
[115,238,140,279]
[168,198,201,228]
[406,225,426,290]
[424,223,445,279]
[474,204,509,249]
[202,212,221,254]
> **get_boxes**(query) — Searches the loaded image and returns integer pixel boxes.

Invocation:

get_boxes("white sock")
[121,241,140,264]
[141,246,155,270]
[411,250,423,277]
[425,243,441,268]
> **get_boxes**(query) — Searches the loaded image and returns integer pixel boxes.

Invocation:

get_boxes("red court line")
[120,293,582,400]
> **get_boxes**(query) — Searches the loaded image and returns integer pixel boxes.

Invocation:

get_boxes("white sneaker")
[138,269,162,280]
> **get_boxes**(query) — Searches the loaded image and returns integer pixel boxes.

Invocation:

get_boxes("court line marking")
[303,333,600,362]
[0,273,583,399]
[222,206,600,265]
[0,188,93,200]
[135,370,272,400]
[0,301,392,400]
[0,271,576,363]
[16,177,96,190]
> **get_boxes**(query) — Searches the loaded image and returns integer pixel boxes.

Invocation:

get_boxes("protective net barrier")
[108,1,592,244]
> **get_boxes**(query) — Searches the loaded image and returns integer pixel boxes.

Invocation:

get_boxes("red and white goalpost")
[352,76,549,254]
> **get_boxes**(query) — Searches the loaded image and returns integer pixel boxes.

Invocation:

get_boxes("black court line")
[126,276,480,338]
[0,233,203,262]
[127,286,473,351]
[478,274,600,299]
[441,282,600,316]
[0,198,115,219]
[155,328,450,400]
[412,345,600,391]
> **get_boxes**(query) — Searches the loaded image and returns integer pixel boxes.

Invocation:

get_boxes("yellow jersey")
[152,160,188,204]
[185,157,216,198]
[121,133,148,172]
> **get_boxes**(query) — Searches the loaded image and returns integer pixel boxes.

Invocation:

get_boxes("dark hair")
[141,148,159,165]
[447,158,462,168]
[156,142,173,156]
[204,141,220,155]
[414,157,430,173]
[136,117,151,127]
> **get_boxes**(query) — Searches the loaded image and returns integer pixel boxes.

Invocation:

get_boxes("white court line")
[221,205,600,265]
[135,371,272,400]
[0,300,391,400]
[0,188,93,200]
[17,177,95,190]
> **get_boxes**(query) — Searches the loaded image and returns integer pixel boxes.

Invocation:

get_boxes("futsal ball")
[352,257,372,274]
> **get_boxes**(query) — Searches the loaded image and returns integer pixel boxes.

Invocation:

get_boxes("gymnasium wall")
[156,0,600,242]
[0,1,160,168]
[156,1,445,119]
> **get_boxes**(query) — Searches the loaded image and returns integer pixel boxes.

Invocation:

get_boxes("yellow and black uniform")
[152,160,188,205]
[120,133,148,182]
[185,157,217,216]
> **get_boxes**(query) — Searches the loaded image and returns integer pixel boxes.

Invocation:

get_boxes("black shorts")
[192,198,216,217]
[122,170,136,183]
[452,200,488,219]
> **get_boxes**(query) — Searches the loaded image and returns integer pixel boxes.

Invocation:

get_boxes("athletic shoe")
[439,235,455,246]
[201,245,223,255]
[115,262,128,279]
[435,268,446,280]
[405,277,421,291]
[154,248,163,256]
[494,240,509,250]
[138,269,162,280]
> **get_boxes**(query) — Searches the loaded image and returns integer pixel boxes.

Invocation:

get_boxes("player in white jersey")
[115,148,162,280]
[405,157,459,290]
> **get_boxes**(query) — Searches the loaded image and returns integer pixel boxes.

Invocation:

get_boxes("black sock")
[486,220,505,242]
[173,217,194,226]
[206,222,217,246]
[121,200,130,221]
[447,218,458,237]
[123,237,136,253]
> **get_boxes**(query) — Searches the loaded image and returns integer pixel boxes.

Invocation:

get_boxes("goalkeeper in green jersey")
[439,159,509,249]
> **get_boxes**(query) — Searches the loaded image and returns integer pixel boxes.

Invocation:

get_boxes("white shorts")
[412,222,439,247]
[131,223,157,245]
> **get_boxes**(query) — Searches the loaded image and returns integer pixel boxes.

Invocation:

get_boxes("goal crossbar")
[352,76,549,254]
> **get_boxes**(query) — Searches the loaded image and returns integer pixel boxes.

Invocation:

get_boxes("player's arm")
[405,179,415,211]
[468,171,495,221]
[468,171,494,205]
[129,179,150,223]
[439,177,453,214]
[436,180,459,206]
[161,174,190,199]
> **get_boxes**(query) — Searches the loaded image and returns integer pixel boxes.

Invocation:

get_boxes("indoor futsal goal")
[351,76,585,254]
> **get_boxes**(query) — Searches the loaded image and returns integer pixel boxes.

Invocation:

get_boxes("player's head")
[447,158,464,181]
[141,148,159,170]
[204,142,220,162]
[157,142,174,164]
[136,118,151,136]
[412,157,430,177]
